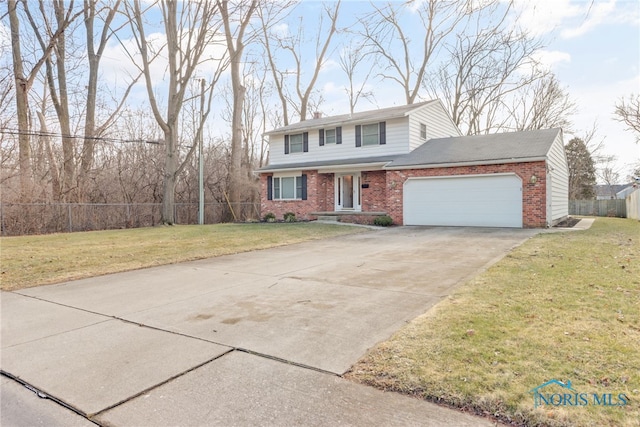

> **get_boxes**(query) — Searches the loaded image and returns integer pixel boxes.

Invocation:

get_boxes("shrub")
[263,212,276,223]
[283,212,296,222]
[373,215,393,227]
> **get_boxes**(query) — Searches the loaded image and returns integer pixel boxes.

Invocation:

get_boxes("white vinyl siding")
[546,131,569,225]
[408,101,462,150]
[404,174,523,228]
[268,117,409,166]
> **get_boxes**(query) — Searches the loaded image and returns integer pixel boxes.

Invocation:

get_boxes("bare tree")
[614,94,640,143]
[425,2,556,135]
[125,0,223,224]
[218,0,258,220]
[505,75,576,133]
[7,0,79,198]
[79,0,140,199]
[259,1,340,124]
[338,40,376,114]
[361,0,470,105]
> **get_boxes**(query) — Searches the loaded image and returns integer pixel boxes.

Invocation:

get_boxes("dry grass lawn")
[0,222,367,291]
[346,218,639,427]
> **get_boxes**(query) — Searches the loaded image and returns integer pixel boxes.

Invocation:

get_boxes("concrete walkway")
[1,226,540,426]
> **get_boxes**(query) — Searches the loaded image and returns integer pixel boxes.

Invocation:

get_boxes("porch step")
[316,216,339,222]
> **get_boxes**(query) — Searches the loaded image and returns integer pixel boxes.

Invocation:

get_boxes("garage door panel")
[403,175,522,228]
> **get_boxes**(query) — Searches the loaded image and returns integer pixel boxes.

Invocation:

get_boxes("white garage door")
[403,174,523,227]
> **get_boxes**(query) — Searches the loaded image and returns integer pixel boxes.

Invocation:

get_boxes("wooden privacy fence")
[0,203,261,236]
[569,199,626,218]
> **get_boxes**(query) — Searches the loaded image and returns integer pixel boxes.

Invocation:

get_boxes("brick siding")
[260,161,548,227]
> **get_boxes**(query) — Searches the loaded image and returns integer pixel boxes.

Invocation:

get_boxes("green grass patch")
[346,218,640,427]
[0,223,366,291]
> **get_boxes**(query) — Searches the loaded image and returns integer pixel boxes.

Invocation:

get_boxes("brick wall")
[361,171,387,212]
[386,161,548,228]
[260,161,548,227]
[261,171,341,220]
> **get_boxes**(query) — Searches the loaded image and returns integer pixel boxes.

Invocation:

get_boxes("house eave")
[259,162,390,174]
[384,156,547,170]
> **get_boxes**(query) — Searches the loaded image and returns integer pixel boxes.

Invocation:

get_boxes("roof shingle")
[387,128,562,168]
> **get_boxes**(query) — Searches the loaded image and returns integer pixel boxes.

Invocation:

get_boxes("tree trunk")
[8,0,32,200]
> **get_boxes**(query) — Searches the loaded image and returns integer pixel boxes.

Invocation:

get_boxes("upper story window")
[284,132,308,154]
[319,127,342,146]
[420,123,427,140]
[355,122,386,147]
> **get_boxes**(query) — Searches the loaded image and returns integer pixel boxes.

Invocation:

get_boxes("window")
[284,132,308,154]
[362,124,379,145]
[420,123,427,140]
[289,134,303,153]
[355,122,386,147]
[326,129,336,144]
[268,175,307,200]
[319,127,342,146]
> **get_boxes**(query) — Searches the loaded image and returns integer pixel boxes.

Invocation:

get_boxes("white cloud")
[532,49,572,71]
[510,0,621,39]
[560,0,616,38]
[270,23,289,38]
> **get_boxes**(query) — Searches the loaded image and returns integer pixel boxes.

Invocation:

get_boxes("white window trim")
[362,123,380,146]
[289,134,304,153]
[273,174,303,200]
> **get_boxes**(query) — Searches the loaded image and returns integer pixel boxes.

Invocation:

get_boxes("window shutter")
[336,126,342,144]
[303,132,309,152]
[301,174,307,200]
[284,135,290,154]
[355,125,361,147]
[379,122,386,145]
[267,176,273,200]
[319,129,325,146]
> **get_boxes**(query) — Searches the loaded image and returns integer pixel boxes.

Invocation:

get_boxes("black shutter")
[355,125,361,147]
[336,126,342,144]
[267,176,273,200]
[284,135,290,154]
[303,132,309,152]
[319,129,325,146]
[301,174,307,200]
[379,122,386,145]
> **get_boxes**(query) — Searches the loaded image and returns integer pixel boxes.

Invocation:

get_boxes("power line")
[0,128,163,145]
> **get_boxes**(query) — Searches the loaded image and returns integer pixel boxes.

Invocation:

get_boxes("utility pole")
[198,79,205,225]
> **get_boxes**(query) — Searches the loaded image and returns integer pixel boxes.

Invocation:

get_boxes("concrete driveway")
[1,226,537,426]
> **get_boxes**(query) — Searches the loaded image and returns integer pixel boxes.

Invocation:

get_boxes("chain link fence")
[0,203,261,236]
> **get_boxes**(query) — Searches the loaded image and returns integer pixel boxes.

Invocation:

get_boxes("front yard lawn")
[0,223,367,291]
[346,218,639,427]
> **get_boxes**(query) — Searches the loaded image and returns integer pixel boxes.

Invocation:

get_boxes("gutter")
[257,162,390,174]
[384,156,547,170]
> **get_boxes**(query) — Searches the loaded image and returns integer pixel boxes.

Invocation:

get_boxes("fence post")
[68,204,72,232]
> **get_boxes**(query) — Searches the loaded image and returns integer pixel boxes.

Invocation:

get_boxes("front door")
[336,173,361,211]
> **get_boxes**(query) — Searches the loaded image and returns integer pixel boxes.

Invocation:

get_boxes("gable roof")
[386,128,562,169]
[264,100,438,135]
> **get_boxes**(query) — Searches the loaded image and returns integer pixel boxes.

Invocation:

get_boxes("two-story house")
[259,100,569,228]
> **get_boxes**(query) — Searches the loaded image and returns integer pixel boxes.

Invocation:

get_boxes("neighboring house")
[259,100,569,228]
[593,184,633,200]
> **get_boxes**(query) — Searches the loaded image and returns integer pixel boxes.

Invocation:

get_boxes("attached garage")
[403,174,523,227]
